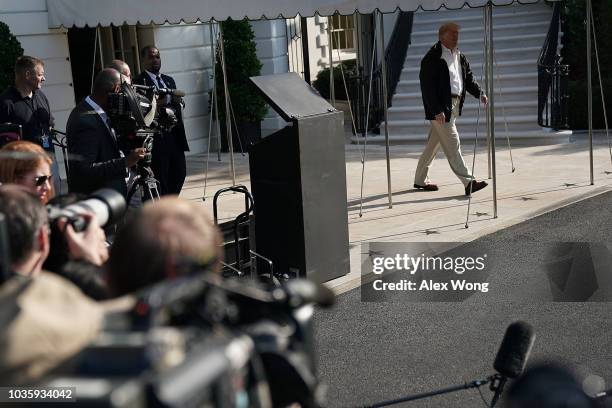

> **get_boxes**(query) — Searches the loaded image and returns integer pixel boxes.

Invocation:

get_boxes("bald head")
[92,68,121,98]
[107,60,132,84]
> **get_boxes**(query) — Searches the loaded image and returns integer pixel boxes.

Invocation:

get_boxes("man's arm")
[0,98,13,124]
[67,122,127,184]
[41,92,55,129]
[463,56,483,99]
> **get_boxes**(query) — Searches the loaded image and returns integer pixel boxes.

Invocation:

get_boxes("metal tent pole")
[378,11,393,209]
[484,8,491,180]
[210,23,222,161]
[587,0,594,185]
[486,2,498,218]
[218,23,237,186]
[328,17,335,107]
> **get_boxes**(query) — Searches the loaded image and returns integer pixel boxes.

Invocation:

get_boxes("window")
[329,15,355,51]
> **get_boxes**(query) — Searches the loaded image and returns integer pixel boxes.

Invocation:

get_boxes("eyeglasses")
[34,174,52,187]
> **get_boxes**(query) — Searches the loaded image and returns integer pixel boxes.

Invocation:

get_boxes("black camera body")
[43,189,126,274]
[107,82,180,167]
[46,273,330,408]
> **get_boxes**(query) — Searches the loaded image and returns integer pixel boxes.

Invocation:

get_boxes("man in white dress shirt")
[415,22,489,196]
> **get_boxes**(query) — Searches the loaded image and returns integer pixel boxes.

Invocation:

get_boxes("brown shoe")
[465,180,488,196]
[414,183,439,191]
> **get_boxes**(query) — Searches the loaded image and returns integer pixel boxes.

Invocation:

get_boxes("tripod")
[127,162,161,204]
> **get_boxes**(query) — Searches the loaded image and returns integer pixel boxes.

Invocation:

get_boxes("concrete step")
[409,33,546,52]
[387,100,538,122]
[403,46,542,67]
[395,72,537,94]
[410,21,549,42]
[386,115,542,135]
[359,129,572,144]
[412,7,550,25]
[392,85,538,104]
[400,59,537,79]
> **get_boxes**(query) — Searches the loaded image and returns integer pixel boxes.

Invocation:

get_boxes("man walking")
[414,22,488,196]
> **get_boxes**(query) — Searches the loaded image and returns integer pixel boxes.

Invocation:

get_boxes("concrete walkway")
[179,133,612,293]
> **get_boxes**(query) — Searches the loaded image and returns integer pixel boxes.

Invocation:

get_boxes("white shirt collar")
[85,96,106,118]
[146,70,163,84]
[441,44,458,57]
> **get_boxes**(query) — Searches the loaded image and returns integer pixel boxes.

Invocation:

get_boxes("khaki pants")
[414,96,474,188]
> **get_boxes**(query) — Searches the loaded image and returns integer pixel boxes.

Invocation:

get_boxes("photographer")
[0,185,108,281]
[0,188,104,385]
[66,68,145,198]
[106,196,222,296]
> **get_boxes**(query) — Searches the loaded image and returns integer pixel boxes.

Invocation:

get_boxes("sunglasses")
[34,174,52,187]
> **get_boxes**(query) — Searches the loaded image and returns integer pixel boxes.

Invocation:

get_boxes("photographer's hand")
[57,213,109,266]
[126,147,146,167]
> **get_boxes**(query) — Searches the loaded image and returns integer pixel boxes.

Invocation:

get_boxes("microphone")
[283,279,336,309]
[157,87,186,98]
[494,321,536,378]
[490,321,536,407]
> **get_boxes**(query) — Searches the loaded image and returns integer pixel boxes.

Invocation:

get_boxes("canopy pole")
[358,13,378,218]
[210,23,222,161]
[328,17,335,107]
[218,23,237,186]
[202,23,220,201]
[378,11,392,209]
[587,0,594,185]
[589,2,612,167]
[484,8,491,180]
[486,1,498,218]
[90,27,99,94]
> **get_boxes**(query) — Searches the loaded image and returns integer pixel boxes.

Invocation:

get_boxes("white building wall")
[144,19,289,149]
[250,19,290,137]
[0,0,75,177]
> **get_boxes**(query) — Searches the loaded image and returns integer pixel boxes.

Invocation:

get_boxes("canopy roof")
[47,0,556,28]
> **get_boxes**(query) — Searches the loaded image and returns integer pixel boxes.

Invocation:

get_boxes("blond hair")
[438,22,461,38]
[0,140,53,185]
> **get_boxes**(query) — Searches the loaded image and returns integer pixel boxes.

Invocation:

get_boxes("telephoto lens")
[47,188,126,232]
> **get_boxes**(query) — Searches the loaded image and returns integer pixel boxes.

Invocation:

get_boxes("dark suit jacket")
[133,72,189,151]
[66,99,128,197]
[419,41,482,122]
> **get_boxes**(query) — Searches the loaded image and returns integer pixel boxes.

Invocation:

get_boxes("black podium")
[248,73,349,283]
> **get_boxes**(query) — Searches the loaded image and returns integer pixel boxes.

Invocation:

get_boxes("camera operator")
[66,68,145,198]
[135,46,189,196]
[107,59,132,85]
[0,185,105,384]
[106,196,222,296]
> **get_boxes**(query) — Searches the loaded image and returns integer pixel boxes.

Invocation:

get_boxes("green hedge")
[568,78,612,129]
[212,19,267,124]
[0,22,24,92]
[312,59,357,100]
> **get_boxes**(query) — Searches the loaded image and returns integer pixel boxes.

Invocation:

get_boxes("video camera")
[107,82,183,166]
[46,272,334,408]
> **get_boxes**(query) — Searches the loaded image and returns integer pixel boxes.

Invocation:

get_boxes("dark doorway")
[67,27,100,104]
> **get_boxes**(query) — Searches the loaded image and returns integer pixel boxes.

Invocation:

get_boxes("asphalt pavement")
[314,190,612,408]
